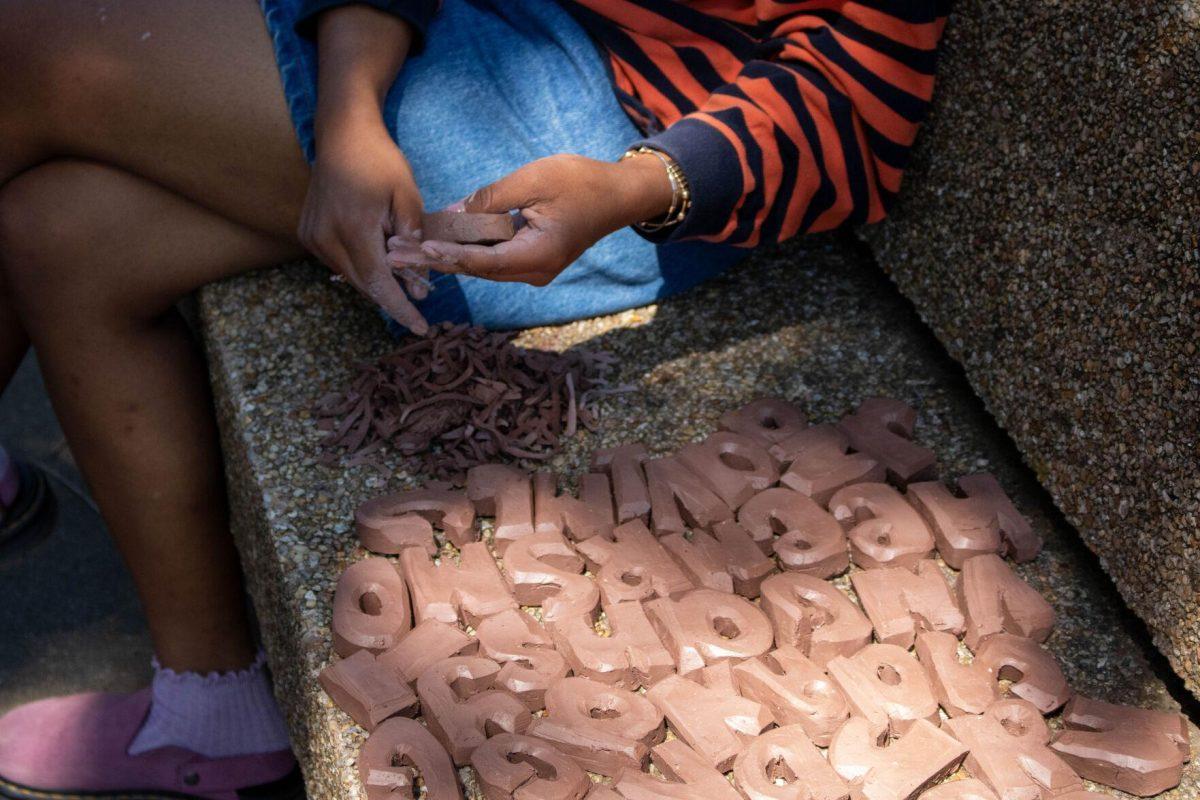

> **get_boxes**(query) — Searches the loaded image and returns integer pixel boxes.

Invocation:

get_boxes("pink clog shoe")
[0,690,302,800]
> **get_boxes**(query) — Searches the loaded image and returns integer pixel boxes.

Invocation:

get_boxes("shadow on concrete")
[0,355,152,713]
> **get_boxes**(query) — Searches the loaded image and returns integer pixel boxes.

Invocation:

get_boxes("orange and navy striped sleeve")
[297,0,947,247]
[563,0,948,246]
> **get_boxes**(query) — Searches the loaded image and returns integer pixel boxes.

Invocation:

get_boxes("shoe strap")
[176,750,296,794]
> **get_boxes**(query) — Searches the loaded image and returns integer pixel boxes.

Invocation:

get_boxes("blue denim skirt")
[259,0,743,330]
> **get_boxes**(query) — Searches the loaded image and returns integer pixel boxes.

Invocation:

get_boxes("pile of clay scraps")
[313,322,623,478]
[319,397,1192,800]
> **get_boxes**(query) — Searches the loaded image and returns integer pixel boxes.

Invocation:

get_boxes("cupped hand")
[399,153,673,286]
[298,118,429,334]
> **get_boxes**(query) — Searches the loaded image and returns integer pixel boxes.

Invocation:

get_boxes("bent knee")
[0,163,125,318]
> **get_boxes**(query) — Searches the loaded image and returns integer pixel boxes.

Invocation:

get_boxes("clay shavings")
[314,322,626,478]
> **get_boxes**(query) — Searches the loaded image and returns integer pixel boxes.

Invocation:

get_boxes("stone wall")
[864,0,1199,691]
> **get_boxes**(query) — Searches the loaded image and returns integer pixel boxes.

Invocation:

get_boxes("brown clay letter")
[760,572,871,666]
[849,560,965,648]
[400,542,517,627]
[907,474,1041,568]
[646,588,774,674]
[332,557,412,657]
[957,554,1055,650]
[829,482,934,570]
[835,398,937,487]
[358,716,462,800]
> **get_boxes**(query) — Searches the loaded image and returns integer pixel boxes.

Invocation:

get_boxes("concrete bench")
[199,233,1197,799]
[861,0,1199,695]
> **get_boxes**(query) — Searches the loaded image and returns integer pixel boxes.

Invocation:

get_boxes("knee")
[0,166,115,322]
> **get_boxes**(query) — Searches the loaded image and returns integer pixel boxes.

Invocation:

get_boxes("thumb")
[463,165,542,214]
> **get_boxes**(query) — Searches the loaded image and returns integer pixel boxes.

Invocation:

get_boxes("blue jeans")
[260,0,744,330]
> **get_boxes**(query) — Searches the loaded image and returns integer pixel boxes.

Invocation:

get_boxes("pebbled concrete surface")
[862,0,1200,695]
[200,237,1200,800]
[0,355,152,713]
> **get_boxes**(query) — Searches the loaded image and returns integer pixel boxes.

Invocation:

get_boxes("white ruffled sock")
[127,650,292,759]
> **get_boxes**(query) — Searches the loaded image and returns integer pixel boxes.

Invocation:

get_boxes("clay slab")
[356,486,477,550]
[644,456,734,536]
[575,519,692,607]
[614,738,743,800]
[646,588,774,674]
[957,553,1055,650]
[718,398,809,446]
[827,642,940,738]
[470,733,590,800]
[400,542,517,626]
[677,431,780,510]
[590,444,651,523]
[770,424,885,506]
[915,630,997,717]
[476,609,569,711]
[467,464,536,555]
[416,656,532,765]
[422,211,516,245]
[944,698,1083,800]
[907,473,1041,568]
[733,724,849,800]
[645,665,772,771]
[549,600,674,689]
[534,471,615,543]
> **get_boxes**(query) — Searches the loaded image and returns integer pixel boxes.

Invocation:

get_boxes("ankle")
[128,650,292,759]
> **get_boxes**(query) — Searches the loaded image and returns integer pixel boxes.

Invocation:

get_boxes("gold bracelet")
[619,146,692,231]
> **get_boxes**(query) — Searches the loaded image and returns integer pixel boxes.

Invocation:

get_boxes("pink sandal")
[0,459,54,549]
[0,690,302,800]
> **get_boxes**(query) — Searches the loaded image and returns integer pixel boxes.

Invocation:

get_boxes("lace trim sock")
[0,446,19,508]
[127,650,292,758]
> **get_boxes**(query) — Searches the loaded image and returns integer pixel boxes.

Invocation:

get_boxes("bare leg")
[0,0,309,237]
[0,290,29,391]
[0,0,315,671]
[1,160,303,671]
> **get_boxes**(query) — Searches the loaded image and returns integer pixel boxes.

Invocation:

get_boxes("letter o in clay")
[332,557,412,657]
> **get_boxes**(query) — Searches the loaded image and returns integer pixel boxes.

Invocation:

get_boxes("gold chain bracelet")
[619,146,692,232]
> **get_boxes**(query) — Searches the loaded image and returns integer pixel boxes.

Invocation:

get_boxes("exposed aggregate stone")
[862,0,1200,696]
[200,235,1198,799]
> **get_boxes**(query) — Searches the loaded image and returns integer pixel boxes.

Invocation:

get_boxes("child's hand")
[298,119,429,334]
[412,153,673,286]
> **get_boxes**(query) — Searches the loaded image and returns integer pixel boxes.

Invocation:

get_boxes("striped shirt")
[298,0,947,247]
